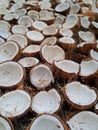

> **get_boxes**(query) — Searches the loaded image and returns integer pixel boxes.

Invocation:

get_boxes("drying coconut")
[18,15,33,28]
[0,41,21,63]
[39,0,52,10]
[76,42,96,55]
[0,20,11,31]
[69,3,80,14]
[0,116,14,130]
[63,81,97,110]
[0,37,5,45]
[31,89,61,114]
[14,8,27,19]
[0,28,11,39]
[53,60,79,80]
[32,21,47,31]
[26,31,44,43]
[0,90,31,118]
[80,16,90,29]
[95,103,98,114]
[59,28,73,37]
[7,34,28,49]
[59,37,76,50]
[0,61,24,88]
[78,31,96,42]
[54,15,65,27]
[9,3,23,13]
[12,24,28,35]
[90,49,98,61]
[27,10,39,21]
[18,57,39,69]
[40,44,65,64]
[27,114,68,130]
[3,13,18,21]
[42,24,58,36]
[0,0,9,9]
[22,45,41,56]
[66,111,98,130]
[30,64,54,89]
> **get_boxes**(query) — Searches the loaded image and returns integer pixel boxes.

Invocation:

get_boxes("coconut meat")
[0,90,31,117]
[30,114,64,130]
[90,49,98,61]
[65,81,97,106]
[67,111,98,130]
[31,89,61,114]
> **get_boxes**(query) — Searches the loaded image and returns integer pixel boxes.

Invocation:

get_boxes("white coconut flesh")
[63,14,78,29]
[30,114,64,130]
[32,21,47,31]
[0,90,31,118]
[0,41,19,63]
[65,81,97,106]
[55,3,69,12]
[0,61,24,87]
[59,28,73,37]
[67,111,98,130]
[0,28,11,39]
[92,21,98,28]
[95,103,98,110]
[26,31,44,42]
[80,16,90,29]
[41,45,65,64]
[69,4,80,14]
[0,0,9,9]
[59,37,75,44]
[30,64,54,89]
[54,60,79,74]
[0,20,11,31]
[41,37,57,46]
[90,49,98,61]
[7,34,28,49]
[0,116,12,130]
[78,31,95,42]
[80,59,98,76]
[0,37,5,45]
[77,42,95,48]
[31,89,61,114]
[18,57,39,68]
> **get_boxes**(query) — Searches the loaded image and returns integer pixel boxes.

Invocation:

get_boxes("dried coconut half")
[22,45,41,56]
[90,49,98,61]
[80,16,90,29]
[0,37,5,46]
[53,60,79,80]
[40,44,65,64]
[0,90,31,118]
[32,21,47,31]
[31,89,61,114]
[66,111,98,130]
[0,41,20,63]
[0,28,11,39]
[27,114,68,130]
[7,34,28,49]
[0,20,11,31]
[59,28,73,37]
[0,116,14,130]
[30,64,54,89]
[0,61,24,88]
[18,57,39,69]
[63,81,97,110]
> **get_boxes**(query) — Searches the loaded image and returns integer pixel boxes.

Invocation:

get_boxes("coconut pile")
[0,0,98,130]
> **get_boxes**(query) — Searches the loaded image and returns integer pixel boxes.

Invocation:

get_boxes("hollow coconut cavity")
[66,111,98,130]
[30,64,54,89]
[0,41,20,63]
[0,90,31,118]
[31,89,61,114]
[28,114,66,130]
[64,81,97,108]
[0,61,24,88]
[0,116,13,130]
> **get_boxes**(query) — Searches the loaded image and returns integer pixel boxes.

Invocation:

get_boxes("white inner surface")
[59,28,73,37]
[54,60,79,74]
[92,21,98,28]
[0,37,5,45]
[43,25,58,35]
[90,49,98,61]
[41,45,65,64]
[32,21,47,31]
[95,103,98,109]
[30,114,64,130]
[26,31,44,42]
[41,37,57,46]
[55,3,69,12]
[59,37,75,44]
[0,20,11,31]
[67,111,98,130]
[77,42,95,48]
[0,61,24,87]
[23,45,41,53]
[18,57,39,68]
[80,59,98,76]
[31,89,61,114]
[0,41,19,63]
[66,81,97,105]
[30,64,54,89]
[79,31,95,42]
[81,16,90,29]
[0,28,11,39]
[7,34,28,49]
[0,117,11,130]
[0,90,31,117]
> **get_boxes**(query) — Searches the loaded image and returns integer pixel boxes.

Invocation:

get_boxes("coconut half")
[59,28,73,37]
[66,111,98,130]
[0,90,31,118]
[32,21,47,31]
[55,2,69,13]
[27,114,68,130]
[30,64,54,89]
[90,49,98,61]
[40,44,65,64]
[0,41,20,63]
[0,116,14,130]
[31,89,61,114]
[80,16,90,29]
[0,61,24,88]
[63,81,97,110]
